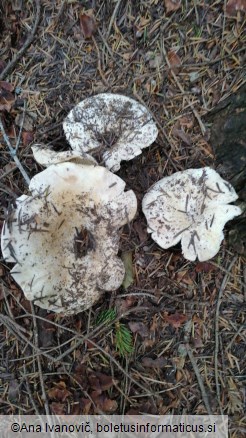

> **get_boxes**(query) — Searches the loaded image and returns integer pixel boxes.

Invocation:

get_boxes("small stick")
[0,117,30,186]
[0,314,55,363]
[106,0,122,38]
[30,303,55,438]
[15,100,27,153]
[184,320,212,414]
[30,303,50,416]
[214,256,237,414]
[243,265,246,302]
[22,361,40,415]
[0,0,41,80]
[185,343,213,415]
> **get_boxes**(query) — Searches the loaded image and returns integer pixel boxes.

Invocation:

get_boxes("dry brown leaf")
[91,391,118,413]
[164,312,187,329]
[192,326,204,348]
[80,398,92,415]
[70,397,92,415]
[128,321,149,338]
[115,295,137,314]
[124,295,137,308]
[0,81,14,92]
[172,126,191,146]
[175,369,183,381]
[174,269,194,285]
[195,262,217,273]
[50,402,66,415]
[48,381,72,402]
[179,115,194,130]
[80,13,97,39]
[101,398,118,413]
[167,50,182,74]
[164,0,181,14]
[88,372,115,391]
[226,0,246,15]
[22,131,34,146]
[0,81,15,111]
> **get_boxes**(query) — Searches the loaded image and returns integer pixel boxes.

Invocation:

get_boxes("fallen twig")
[185,343,213,415]
[243,264,246,302]
[22,361,40,415]
[0,0,41,81]
[0,117,30,186]
[15,100,27,153]
[184,320,212,415]
[30,304,56,438]
[30,303,50,417]
[214,256,237,414]
[106,0,122,38]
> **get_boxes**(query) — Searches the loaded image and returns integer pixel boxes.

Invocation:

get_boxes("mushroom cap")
[1,163,137,314]
[63,93,158,172]
[142,167,242,261]
[32,144,97,167]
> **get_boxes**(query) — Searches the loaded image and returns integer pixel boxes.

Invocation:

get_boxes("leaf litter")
[0,1,245,434]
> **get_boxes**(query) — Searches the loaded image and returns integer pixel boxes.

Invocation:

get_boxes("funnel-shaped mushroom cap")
[63,93,158,172]
[1,163,137,314]
[142,167,242,261]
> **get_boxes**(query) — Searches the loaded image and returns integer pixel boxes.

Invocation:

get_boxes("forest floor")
[0,1,245,437]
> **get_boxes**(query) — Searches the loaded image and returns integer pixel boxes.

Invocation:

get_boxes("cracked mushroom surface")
[142,167,242,261]
[63,93,158,172]
[1,163,137,314]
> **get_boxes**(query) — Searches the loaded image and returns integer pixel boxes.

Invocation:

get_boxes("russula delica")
[1,163,137,314]
[142,167,242,261]
[63,93,158,172]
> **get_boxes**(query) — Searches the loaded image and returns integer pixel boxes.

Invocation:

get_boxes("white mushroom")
[63,93,158,172]
[142,167,242,261]
[1,163,137,314]
[32,144,97,167]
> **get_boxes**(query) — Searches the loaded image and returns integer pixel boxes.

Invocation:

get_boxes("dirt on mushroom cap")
[1,163,137,315]
[63,93,158,172]
[142,167,242,261]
